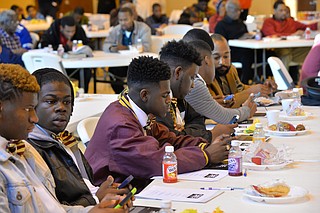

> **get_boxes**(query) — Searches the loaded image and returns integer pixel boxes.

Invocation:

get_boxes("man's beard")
[215,65,231,77]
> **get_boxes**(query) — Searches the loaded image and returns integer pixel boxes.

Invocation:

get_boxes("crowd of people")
[0,0,319,212]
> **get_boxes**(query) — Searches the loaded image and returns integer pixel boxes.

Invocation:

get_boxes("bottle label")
[228,157,242,174]
[163,163,177,182]
[252,137,266,143]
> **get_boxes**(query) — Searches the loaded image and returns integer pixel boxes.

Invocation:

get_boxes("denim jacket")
[0,136,93,213]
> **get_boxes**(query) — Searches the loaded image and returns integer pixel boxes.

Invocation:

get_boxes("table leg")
[80,68,85,89]
[254,49,258,82]
[263,49,266,81]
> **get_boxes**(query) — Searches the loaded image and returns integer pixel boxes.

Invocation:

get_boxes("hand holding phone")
[114,187,137,209]
[229,115,239,124]
[117,175,134,189]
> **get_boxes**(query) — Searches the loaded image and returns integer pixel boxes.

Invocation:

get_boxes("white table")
[151,34,183,54]
[62,51,158,91]
[67,94,118,132]
[84,29,109,39]
[228,39,314,82]
[134,105,320,212]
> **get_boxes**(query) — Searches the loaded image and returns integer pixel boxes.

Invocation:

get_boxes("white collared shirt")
[128,95,149,128]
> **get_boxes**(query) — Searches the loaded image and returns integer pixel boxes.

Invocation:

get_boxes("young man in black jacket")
[157,40,236,143]
[27,68,130,207]
[40,16,93,92]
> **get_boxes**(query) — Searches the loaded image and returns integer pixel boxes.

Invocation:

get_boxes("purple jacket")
[84,101,208,190]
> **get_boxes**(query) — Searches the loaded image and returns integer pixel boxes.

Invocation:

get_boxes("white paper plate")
[279,114,309,121]
[263,37,281,42]
[264,128,308,136]
[243,161,292,171]
[286,35,301,40]
[118,50,139,55]
[243,186,308,204]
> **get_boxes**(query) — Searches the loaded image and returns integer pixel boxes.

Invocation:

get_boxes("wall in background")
[0,0,34,12]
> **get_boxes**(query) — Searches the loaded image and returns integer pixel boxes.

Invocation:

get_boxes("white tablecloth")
[134,105,320,212]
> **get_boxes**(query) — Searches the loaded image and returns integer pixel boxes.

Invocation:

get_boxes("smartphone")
[229,115,240,124]
[114,187,137,209]
[224,94,234,101]
[238,119,254,125]
[117,175,134,189]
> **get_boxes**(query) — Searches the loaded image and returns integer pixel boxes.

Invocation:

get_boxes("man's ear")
[173,66,183,80]
[140,88,149,103]
[204,55,209,65]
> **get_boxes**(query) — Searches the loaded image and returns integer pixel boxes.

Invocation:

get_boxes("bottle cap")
[165,146,174,153]
[231,140,240,146]
[255,123,263,128]
[160,200,172,209]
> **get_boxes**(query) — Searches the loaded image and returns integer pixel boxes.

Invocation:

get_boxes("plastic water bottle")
[162,146,178,183]
[72,40,78,52]
[57,44,64,57]
[255,29,262,40]
[202,17,209,33]
[159,200,173,213]
[47,44,53,53]
[77,40,83,48]
[305,27,311,40]
[136,38,143,53]
[228,141,242,176]
[292,88,301,104]
[252,123,265,144]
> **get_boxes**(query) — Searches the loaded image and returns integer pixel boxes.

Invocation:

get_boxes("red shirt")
[59,32,68,47]
[261,17,317,37]
[209,14,224,33]
[239,0,252,9]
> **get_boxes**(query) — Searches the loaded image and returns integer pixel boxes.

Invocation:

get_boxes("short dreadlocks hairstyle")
[0,64,40,102]
[127,56,171,88]
[159,40,202,72]
[32,68,75,110]
[183,29,214,51]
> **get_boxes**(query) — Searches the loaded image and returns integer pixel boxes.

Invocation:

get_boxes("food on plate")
[251,156,262,165]
[252,182,290,197]
[287,107,306,116]
[213,207,224,213]
[244,119,260,134]
[295,124,306,131]
[268,122,306,132]
[255,97,274,106]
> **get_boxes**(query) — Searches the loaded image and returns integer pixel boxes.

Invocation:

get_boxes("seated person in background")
[0,10,28,55]
[28,68,130,207]
[0,39,24,66]
[182,29,256,123]
[110,1,144,27]
[40,16,93,93]
[178,0,215,25]
[261,0,316,70]
[145,3,168,35]
[98,0,116,14]
[209,0,226,33]
[208,33,277,108]
[10,4,25,20]
[103,7,151,94]
[0,64,129,213]
[299,36,320,87]
[26,5,45,20]
[65,6,89,25]
[285,5,294,20]
[85,56,233,191]
[157,40,236,142]
[214,0,255,84]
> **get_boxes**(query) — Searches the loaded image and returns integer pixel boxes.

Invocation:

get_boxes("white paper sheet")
[136,185,223,203]
[152,170,228,182]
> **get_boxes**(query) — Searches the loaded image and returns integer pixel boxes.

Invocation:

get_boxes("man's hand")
[210,124,237,140]
[96,175,130,202]
[248,84,271,97]
[242,94,257,118]
[264,79,277,93]
[205,134,234,164]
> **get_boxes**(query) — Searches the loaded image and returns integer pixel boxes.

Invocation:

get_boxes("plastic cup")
[281,99,294,114]
[266,110,280,125]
